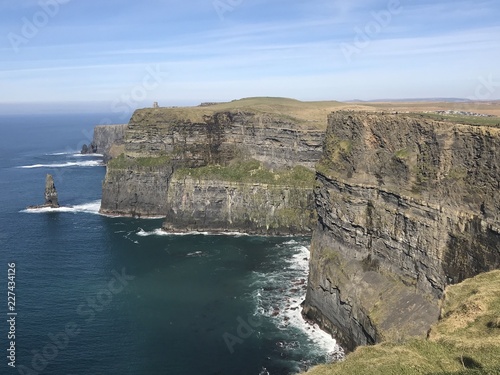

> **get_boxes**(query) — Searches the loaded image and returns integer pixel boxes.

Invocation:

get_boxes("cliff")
[123,107,325,168]
[303,111,500,351]
[99,98,330,232]
[162,163,316,235]
[304,270,500,375]
[82,124,127,161]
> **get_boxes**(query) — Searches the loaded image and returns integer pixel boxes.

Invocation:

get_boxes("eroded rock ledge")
[303,111,500,351]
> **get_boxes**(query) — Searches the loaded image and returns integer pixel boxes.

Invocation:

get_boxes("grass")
[406,112,500,127]
[365,101,500,118]
[132,97,371,130]
[173,158,316,187]
[131,98,500,132]
[394,148,410,160]
[303,270,500,375]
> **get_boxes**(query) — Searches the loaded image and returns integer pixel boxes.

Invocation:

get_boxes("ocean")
[0,113,341,375]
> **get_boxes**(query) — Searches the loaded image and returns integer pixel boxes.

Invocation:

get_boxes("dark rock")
[27,174,59,209]
[303,111,500,352]
[81,142,98,155]
[44,174,59,207]
[83,125,127,160]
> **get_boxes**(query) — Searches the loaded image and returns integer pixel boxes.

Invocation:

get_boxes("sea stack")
[44,174,59,208]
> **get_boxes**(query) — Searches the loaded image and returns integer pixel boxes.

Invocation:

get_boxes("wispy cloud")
[0,0,499,111]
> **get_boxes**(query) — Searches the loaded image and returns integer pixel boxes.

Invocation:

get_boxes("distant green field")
[134,97,500,130]
[134,97,354,129]
[408,112,500,127]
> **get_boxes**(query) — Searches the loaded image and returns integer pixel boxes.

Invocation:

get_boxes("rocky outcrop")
[100,105,324,232]
[303,111,500,351]
[82,124,127,161]
[27,174,59,209]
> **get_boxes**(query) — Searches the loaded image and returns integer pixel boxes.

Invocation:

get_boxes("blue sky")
[1,0,500,114]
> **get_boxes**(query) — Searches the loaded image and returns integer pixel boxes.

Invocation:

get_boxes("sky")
[1,0,500,114]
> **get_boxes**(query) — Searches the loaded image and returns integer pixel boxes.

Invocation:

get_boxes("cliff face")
[93,124,127,158]
[304,112,500,351]
[163,176,315,235]
[125,109,324,168]
[100,164,173,217]
[82,124,127,161]
[100,104,324,231]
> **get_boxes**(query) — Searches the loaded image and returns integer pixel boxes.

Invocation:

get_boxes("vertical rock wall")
[99,108,324,231]
[304,112,500,350]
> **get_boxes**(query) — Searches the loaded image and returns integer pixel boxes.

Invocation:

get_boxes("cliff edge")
[303,111,500,351]
[304,270,500,374]
[81,124,127,161]
[99,98,335,234]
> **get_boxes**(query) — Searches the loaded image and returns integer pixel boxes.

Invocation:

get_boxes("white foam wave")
[17,160,104,169]
[136,228,211,236]
[46,151,76,156]
[186,251,203,257]
[73,153,104,158]
[251,241,343,364]
[137,228,169,237]
[21,200,102,214]
[287,297,344,360]
[136,228,249,237]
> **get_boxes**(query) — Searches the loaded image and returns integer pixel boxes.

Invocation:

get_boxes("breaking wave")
[21,200,101,214]
[250,240,344,370]
[73,153,104,157]
[17,160,104,169]
[46,151,76,156]
[136,228,249,237]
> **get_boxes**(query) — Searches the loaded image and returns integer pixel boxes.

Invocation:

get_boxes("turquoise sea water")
[0,114,341,375]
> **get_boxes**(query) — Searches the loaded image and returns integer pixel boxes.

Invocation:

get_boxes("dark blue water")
[0,114,340,375]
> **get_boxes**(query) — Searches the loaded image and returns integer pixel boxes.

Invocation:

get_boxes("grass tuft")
[173,159,316,187]
[303,270,500,375]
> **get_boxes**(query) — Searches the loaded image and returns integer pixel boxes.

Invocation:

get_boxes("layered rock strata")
[82,124,127,161]
[163,176,315,235]
[303,111,500,351]
[100,107,323,232]
[124,109,324,168]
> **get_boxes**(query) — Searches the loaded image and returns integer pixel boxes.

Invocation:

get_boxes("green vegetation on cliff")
[173,159,316,187]
[407,112,500,127]
[304,270,500,375]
